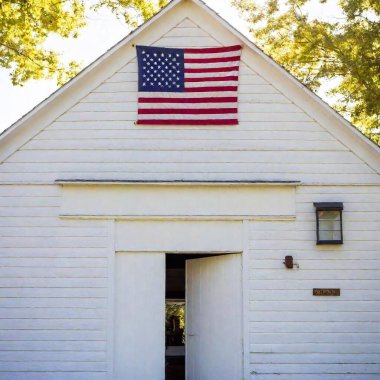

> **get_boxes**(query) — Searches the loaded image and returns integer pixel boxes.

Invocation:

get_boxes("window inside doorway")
[166,301,185,346]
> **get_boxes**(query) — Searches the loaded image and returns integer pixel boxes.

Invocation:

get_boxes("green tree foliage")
[0,0,167,86]
[92,0,169,27]
[0,0,86,85]
[232,0,380,144]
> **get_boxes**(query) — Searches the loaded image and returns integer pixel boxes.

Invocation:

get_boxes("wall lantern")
[313,202,343,245]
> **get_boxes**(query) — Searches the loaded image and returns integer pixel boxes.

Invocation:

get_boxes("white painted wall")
[0,185,109,379]
[60,184,295,218]
[114,253,165,380]
[0,1,379,379]
[248,185,380,379]
[0,14,379,185]
[115,220,243,252]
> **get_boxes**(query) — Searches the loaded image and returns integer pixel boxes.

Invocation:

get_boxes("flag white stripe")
[185,61,240,69]
[138,113,238,120]
[138,102,237,109]
[185,71,239,79]
[184,51,241,59]
[138,91,238,98]
[185,80,238,88]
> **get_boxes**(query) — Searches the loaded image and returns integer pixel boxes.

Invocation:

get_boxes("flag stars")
[139,47,183,91]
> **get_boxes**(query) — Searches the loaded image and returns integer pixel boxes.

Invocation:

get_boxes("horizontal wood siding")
[0,185,109,380]
[248,185,380,379]
[0,18,378,184]
[0,15,379,380]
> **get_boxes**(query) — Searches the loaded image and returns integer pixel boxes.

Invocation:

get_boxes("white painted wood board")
[186,254,243,380]
[115,220,243,252]
[114,252,165,380]
[60,184,296,218]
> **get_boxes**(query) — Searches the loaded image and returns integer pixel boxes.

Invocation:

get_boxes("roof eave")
[0,0,183,162]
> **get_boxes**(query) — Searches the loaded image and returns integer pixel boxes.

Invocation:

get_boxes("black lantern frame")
[313,202,343,245]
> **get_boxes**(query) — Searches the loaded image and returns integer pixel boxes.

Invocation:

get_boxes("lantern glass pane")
[318,210,342,242]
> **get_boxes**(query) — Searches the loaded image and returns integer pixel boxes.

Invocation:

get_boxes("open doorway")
[114,248,243,379]
[166,253,243,380]
[165,254,219,380]
[165,254,185,380]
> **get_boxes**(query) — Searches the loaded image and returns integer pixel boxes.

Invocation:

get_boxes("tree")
[0,0,167,86]
[232,0,380,144]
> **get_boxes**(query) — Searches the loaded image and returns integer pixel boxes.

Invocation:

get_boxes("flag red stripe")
[185,76,238,82]
[137,119,239,125]
[138,108,237,115]
[138,97,238,103]
[137,45,241,126]
[185,86,238,92]
[184,66,239,73]
[184,45,241,54]
[184,56,240,64]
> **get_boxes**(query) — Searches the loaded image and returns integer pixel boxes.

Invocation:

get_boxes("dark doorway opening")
[165,253,225,380]
[165,254,186,380]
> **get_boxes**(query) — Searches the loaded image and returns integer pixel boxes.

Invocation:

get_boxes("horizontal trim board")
[56,180,301,186]
[60,184,296,218]
[115,220,243,252]
[59,215,296,222]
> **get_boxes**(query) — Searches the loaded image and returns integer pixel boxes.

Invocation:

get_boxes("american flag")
[136,45,242,125]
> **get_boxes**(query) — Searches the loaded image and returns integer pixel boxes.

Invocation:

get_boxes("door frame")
[60,182,297,380]
[111,219,251,380]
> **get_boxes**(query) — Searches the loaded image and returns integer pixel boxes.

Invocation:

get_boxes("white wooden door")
[114,253,165,380]
[186,254,243,380]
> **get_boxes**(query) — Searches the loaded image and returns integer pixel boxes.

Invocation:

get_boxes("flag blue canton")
[137,46,185,92]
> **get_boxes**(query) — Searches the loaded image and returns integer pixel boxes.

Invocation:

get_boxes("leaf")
[0,0,166,86]
[232,0,380,145]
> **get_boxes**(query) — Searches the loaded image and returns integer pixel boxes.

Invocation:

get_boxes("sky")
[0,0,340,133]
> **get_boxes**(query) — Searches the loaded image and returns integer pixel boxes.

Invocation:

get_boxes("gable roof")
[1,0,379,173]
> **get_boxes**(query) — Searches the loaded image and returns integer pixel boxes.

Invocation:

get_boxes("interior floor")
[165,356,185,380]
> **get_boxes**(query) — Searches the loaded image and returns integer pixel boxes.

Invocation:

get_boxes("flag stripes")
[137,45,242,125]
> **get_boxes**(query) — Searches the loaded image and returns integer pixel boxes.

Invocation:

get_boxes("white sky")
[0,0,340,133]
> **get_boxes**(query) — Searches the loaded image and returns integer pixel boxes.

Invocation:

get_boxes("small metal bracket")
[283,255,300,269]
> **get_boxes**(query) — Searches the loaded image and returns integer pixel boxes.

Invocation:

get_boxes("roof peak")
[0,0,379,173]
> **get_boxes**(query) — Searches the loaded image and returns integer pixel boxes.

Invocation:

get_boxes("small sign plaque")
[313,288,340,296]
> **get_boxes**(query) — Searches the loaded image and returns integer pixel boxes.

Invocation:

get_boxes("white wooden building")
[1,0,380,379]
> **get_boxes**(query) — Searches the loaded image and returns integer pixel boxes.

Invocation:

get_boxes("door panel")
[114,253,165,380]
[186,254,243,380]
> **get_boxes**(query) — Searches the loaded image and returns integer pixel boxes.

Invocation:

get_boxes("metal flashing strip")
[55,179,302,186]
